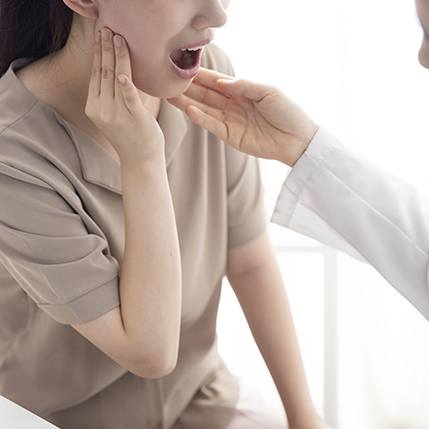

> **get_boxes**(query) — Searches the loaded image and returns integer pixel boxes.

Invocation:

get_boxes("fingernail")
[114,35,122,47]
[102,28,110,41]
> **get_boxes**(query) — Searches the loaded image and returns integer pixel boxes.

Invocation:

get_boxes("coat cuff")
[270,127,343,227]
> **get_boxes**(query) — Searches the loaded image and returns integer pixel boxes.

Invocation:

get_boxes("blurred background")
[215,1,429,428]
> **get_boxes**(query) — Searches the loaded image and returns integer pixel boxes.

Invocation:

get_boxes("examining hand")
[167,67,319,166]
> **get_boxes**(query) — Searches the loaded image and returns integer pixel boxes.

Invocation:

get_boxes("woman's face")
[416,0,429,67]
[97,0,228,98]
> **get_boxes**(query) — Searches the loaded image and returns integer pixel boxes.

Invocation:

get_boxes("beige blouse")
[0,44,267,429]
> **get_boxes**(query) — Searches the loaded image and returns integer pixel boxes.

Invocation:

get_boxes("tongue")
[170,49,196,70]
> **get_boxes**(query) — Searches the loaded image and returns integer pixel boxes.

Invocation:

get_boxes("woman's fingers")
[100,27,116,100]
[88,30,102,99]
[113,33,132,100]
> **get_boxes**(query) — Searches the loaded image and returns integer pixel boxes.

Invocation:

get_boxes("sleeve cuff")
[270,126,342,227]
[38,276,120,325]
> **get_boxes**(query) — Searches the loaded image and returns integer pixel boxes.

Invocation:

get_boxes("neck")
[21,47,161,144]
[34,46,160,115]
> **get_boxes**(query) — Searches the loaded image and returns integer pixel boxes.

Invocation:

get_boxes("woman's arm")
[226,230,329,429]
[271,127,429,322]
[72,152,182,378]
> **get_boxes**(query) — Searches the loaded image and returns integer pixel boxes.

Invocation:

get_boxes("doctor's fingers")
[172,81,230,111]
[167,94,228,141]
[193,67,277,103]
[192,66,236,90]
[167,93,224,122]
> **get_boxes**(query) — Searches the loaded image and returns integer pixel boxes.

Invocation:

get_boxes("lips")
[168,35,212,72]
[174,37,211,51]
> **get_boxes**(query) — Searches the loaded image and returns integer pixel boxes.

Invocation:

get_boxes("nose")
[193,0,228,31]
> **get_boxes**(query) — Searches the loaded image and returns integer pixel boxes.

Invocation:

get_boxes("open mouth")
[169,48,201,70]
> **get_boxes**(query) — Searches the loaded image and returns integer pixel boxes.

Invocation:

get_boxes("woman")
[167,0,429,323]
[0,1,331,428]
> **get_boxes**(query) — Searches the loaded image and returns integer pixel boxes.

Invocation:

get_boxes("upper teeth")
[181,46,203,52]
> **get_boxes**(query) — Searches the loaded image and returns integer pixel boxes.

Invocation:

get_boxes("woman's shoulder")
[0,109,80,195]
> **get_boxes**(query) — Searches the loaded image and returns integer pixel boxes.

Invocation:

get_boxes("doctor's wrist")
[280,123,319,167]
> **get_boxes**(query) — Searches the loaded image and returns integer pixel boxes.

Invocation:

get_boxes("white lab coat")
[270,127,429,322]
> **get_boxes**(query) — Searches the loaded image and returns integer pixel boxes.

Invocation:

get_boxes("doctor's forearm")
[272,127,429,322]
[227,259,321,426]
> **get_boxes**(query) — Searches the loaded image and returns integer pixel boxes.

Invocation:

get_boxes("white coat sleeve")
[270,127,429,321]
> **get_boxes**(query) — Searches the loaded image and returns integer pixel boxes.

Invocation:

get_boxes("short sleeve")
[226,145,268,248]
[0,163,120,325]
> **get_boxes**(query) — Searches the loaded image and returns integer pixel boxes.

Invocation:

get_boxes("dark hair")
[0,0,73,78]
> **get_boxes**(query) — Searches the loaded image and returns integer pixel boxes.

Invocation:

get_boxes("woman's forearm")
[227,254,319,426]
[119,150,182,374]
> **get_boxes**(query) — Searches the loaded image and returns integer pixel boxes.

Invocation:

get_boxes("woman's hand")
[85,27,165,164]
[166,67,319,166]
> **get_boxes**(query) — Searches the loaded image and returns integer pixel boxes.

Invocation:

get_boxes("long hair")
[0,0,73,78]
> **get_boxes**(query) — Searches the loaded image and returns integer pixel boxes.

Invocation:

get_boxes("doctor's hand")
[166,67,319,166]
